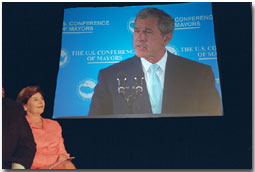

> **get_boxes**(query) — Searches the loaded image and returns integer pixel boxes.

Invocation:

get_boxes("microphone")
[117,73,127,98]
[134,72,144,95]
[116,72,144,114]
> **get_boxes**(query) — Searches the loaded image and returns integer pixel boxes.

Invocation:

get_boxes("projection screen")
[53,2,223,119]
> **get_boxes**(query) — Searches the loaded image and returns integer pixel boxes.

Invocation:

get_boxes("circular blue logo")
[77,79,97,100]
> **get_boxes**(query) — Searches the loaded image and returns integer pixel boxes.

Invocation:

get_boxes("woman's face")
[24,92,45,116]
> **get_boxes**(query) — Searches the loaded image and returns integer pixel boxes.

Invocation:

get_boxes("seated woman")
[16,86,76,169]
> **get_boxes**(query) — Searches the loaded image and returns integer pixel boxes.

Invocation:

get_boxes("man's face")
[133,17,172,63]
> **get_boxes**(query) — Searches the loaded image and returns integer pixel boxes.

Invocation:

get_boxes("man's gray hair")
[135,8,174,35]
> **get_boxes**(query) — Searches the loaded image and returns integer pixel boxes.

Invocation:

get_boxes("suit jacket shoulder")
[167,52,211,72]
[162,52,222,115]
[2,98,36,169]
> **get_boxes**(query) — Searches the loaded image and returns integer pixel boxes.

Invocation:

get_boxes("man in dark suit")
[2,88,36,169]
[89,8,222,116]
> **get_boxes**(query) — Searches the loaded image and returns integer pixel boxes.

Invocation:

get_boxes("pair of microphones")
[117,72,144,112]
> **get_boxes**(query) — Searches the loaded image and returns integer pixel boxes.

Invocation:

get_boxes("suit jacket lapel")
[162,52,179,113]
[132,57,152,114]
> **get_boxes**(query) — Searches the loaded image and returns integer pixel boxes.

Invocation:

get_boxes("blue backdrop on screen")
[53,2,222,118]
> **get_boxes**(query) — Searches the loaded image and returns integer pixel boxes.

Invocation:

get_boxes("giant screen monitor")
[53,2,223,118]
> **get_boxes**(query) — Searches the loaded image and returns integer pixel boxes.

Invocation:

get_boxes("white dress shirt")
[140,50,168,91]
